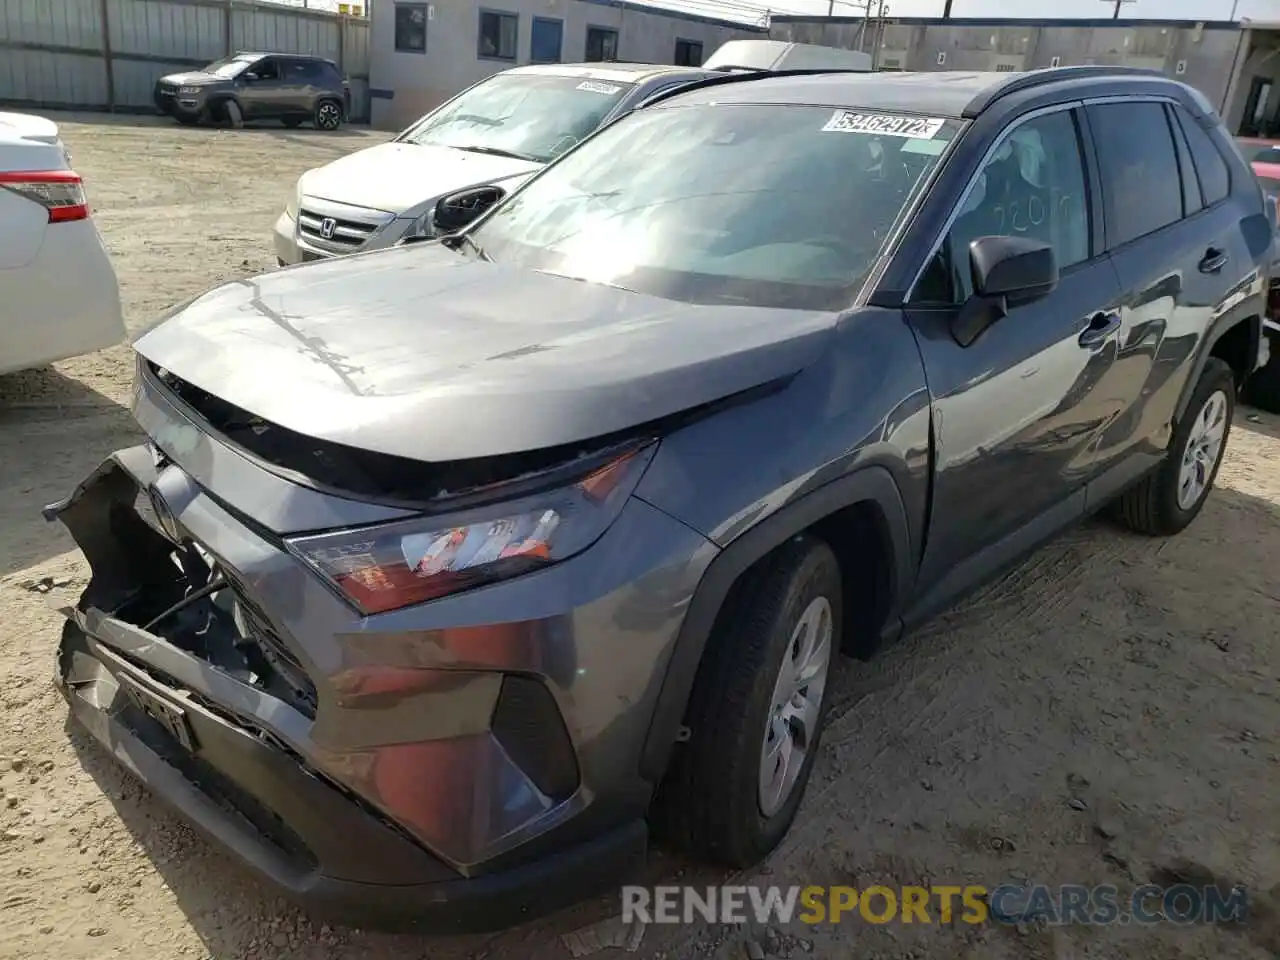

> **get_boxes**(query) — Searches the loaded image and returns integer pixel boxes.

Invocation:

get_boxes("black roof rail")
[962,64,1167,118]
[637,67,868,110]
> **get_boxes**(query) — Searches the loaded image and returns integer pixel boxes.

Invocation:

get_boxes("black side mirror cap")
[432,185,506,235]
[952,235,1058,347]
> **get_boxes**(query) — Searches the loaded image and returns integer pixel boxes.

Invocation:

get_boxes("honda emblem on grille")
[319,217,337,240]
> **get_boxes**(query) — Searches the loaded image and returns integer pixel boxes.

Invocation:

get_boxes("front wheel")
[1112,357,1234,536]
[221,99,243,129]
[652,535,842,867]
[314,100,343,131]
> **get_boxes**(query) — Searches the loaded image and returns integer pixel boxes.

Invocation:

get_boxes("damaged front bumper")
[43,446,649,932]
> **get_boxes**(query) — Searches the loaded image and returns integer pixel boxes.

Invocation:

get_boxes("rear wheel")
[315,99,343,131]
[1112,358,1234,536]
[652,535,842,867]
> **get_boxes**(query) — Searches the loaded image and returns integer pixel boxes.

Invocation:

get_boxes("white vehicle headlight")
[178,86,201,95]
[403,205,437,240]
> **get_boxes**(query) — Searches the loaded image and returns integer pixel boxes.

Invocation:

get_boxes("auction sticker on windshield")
[577,80,622,95]
[822,111,945,139]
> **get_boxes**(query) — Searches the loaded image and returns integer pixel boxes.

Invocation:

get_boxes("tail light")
[0,170,90,222]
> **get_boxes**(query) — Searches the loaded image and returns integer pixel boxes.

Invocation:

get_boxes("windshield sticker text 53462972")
[821,111,946,139]
[577,80,622,95]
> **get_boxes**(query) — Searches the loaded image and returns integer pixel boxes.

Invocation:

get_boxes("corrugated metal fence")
[0,0,371,120]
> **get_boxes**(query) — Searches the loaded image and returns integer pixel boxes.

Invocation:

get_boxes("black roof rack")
[961,64,1166,118]
[638,67,869,110]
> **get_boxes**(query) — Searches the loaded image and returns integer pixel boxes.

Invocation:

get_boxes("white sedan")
[0,112,124,376]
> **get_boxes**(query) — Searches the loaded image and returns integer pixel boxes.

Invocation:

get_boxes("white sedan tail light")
[0,170,89,222]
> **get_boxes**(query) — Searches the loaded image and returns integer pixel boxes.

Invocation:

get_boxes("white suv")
[0,113,124,375]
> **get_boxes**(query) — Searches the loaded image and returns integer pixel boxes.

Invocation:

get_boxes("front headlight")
[178,86,201,95]
[402,205,437,241]
[286,443,655,614]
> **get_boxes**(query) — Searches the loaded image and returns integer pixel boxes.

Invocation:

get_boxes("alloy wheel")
[758,595,833,817]
[1177,389,1229,510]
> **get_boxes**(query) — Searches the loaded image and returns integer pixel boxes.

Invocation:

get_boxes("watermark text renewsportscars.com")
[621,884,1249,926]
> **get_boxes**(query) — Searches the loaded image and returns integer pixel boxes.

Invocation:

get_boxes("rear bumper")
[56,618,646,932]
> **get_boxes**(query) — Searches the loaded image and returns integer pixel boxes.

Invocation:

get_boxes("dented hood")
[132,244,835,463]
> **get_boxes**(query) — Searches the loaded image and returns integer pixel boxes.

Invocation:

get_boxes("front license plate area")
[118,673,197,752]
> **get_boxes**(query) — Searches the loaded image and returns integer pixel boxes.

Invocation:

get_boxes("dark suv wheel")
[653,535,842,867]
[1113,358,1234,535]
[315,99,343,131]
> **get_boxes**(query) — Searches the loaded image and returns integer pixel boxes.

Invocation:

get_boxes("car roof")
[502,61,712,83]
[652,65,1204,120]
[233,51,328,62]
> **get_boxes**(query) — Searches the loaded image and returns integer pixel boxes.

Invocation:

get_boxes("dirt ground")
[1,115,1278,960]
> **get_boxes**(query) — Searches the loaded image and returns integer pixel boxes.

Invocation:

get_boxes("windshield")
[204,56,255,78]
[468,103,961,310]
[398,73,635,163]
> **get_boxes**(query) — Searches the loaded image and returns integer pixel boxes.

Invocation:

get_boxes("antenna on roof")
[1100,0,1136,19]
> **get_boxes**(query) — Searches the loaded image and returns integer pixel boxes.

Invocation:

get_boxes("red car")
[1235,138,1280,411]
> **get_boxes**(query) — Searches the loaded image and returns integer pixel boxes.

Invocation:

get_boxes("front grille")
[297,206,380,252]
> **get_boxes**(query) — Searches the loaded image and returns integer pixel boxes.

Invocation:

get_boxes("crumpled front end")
[42,411,707,927]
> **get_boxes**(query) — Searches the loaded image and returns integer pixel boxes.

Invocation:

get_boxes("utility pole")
[942,0,953,18]
[1100,0,1135,18]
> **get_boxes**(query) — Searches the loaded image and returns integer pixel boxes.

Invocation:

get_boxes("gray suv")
[50,66,1270,932]
[154,52,349,130]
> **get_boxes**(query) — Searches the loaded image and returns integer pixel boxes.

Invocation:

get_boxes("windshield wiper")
[454,144,541,163]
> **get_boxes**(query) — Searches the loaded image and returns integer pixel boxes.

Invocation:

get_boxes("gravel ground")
[1,115,1278,960]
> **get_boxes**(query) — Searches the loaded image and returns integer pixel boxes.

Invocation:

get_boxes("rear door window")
[1087,101,1183,249]
[1166,105,1203,216]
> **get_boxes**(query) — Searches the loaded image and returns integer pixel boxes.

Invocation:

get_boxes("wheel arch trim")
[637,465,913,783]
[1175,310,1262,422]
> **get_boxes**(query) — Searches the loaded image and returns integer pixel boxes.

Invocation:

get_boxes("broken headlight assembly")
[286,443,655,614]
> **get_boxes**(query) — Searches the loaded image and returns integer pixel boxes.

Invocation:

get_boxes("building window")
[585,26,618,62]
[478,10,518,61]
[530,17,563,63]
[674,39,703,66]
[394,3,427,53]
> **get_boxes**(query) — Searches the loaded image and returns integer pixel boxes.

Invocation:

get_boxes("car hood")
[299,141,543,215]
[159,71,225,86]
[133,244,835,462]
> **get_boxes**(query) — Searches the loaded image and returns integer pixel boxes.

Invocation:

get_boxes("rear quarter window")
[1173,108,1231,206]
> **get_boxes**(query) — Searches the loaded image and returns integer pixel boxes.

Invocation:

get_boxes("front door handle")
[1199,247,1229,273]
[1078,311,1121,348]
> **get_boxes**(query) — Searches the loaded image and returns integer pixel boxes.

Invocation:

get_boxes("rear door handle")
[1199,247,1229,273]
[1078,311,1121,348]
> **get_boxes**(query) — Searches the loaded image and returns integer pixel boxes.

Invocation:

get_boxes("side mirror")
[431,185,506,235]
[952,235,1058,347]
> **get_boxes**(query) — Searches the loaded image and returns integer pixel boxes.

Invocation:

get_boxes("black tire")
[651,535,843,867]
[315,99,343,131]
[222,99,243,129]
[282,117,303,129]
[1112,357,1235,536]
[1244,331,1280,413]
